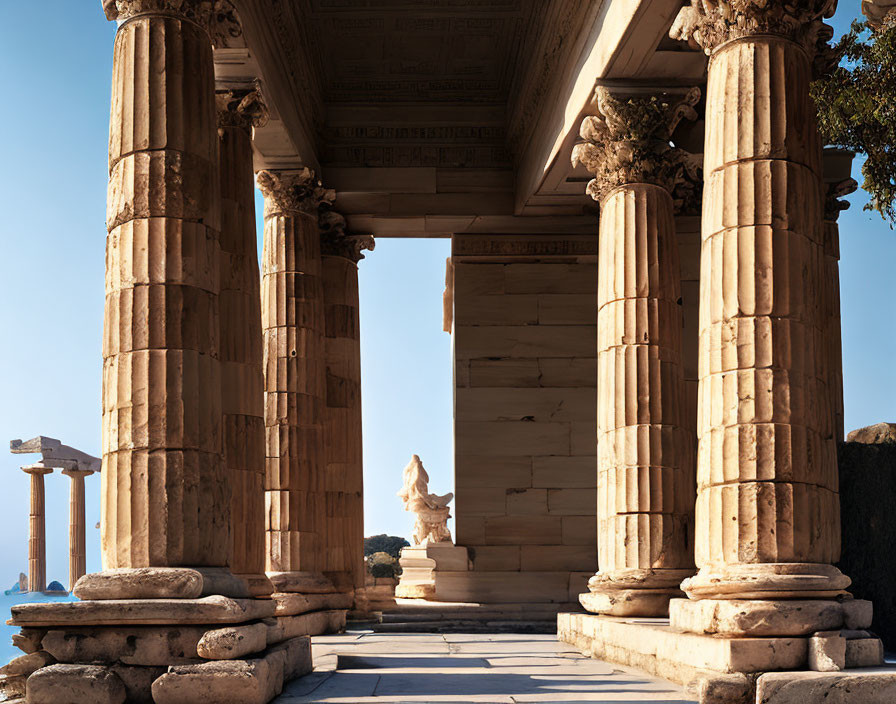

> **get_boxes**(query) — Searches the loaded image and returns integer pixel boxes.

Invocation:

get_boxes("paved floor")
[274,631,697,703]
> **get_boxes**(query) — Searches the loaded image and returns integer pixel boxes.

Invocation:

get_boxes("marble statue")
[397,455,453,545]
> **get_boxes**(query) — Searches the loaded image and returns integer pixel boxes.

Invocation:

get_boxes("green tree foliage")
[363,534,410,559]
[812,19,896,225]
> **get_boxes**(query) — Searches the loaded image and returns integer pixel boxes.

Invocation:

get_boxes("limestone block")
[0,673,25,700]
[755,670,896,703]
[468,546,520,571]
[695,673,755,704]
[669,598,845,637]
[520,546,596,572]
[40,626,204,666]
[536,358,598,388]
[455,487,507,516]
[455,326,595,360]
[11,630,43,655]
[503,263,596,294]
[109,664,167,704]
[453,263,504,296]
[467,359,540,388]
[561,516,597,546]
[537,294,596,325]
[267,636,313,681]
[455,516,486,545]
[532,456,595,489]
[456,421,570,456]
[456,388,595,423]
[73,568,203,600]
[432,571,570,603]
[808,632,846,671]
[264,610,346,643]
[394,582,435,599]
[1,651,54,677]
[10,596,275,627]
[842,598,873,629]
[454,456,532,489]
[271,591,353,617]
[197,623,268,660]
[483,516,562,545]
[151,657,282,704]
[548,488,595,516]
[505,488,547,515]
[26,664,126,704]
[267,572,336,594]
[580,589,677,618]
[454,294,538,326]
[845,637,884,668]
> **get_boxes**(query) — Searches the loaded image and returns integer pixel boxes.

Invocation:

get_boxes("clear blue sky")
[0,2,891,587]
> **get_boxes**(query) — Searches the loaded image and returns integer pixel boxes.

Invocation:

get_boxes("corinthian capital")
[571,87,701,209]
[217,88,269,131]
[103,0,215,25]
[671,0,837,55]
[257,168,334,217]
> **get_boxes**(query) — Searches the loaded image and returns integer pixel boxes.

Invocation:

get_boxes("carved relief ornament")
[103,0,215,25]
[216,88,269,131]
[571,86,702,210]
[670,0,837,55]
[824,178,858,222]
[256,168,334,218]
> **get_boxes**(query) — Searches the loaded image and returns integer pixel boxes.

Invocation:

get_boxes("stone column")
[62,468,94,591]
[571,87,700,616]
[217,88,272,596]
[102,0,230,569]
[672,0,854,630]
[23,466,52,593]
[259,169,331,591]
[320,213,374,596]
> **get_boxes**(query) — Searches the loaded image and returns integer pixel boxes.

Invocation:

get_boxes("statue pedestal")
[395,543,470,600]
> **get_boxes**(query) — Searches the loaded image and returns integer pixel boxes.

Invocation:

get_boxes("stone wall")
[837,437,896,648]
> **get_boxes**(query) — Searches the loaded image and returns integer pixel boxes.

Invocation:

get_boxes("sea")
[0,589,76,664]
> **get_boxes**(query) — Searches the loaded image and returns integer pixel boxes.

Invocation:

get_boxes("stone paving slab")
[274,630,696,703]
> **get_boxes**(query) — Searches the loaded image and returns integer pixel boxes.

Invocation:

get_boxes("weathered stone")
[756,670,896,703]
[266,572,336,595]
[845,637,884,668]
[108,664,167,704]
[272,591,353,616]
[579,589,680,618]
[695,673,755,704]
[846,423,896,444]
[40,626,206,666]
[808,632,845,672]
[11,630,44,655]
[670,598,846,637]
[150,638,312,704]
[10,595,275,627]
[73,569,203,600]
[0,673,25,700]
[264,610,346,644]
[197,623,268,660]
[25,664,126,704]
[1,651,54,677]
[842,598,874,630]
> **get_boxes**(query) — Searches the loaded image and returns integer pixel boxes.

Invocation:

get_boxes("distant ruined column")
[102,0,231,568]
[217,88,272,595]
[23,466,52,593]
[572,87,700,616]
[62,468,94,591]
[320,213,374,596]
[672,0,853,625]
[259,169,332,590]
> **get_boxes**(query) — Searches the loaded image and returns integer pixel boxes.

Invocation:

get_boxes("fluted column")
[101,0,229,568]
[24,466,52,593]
[259,169,331,587]
[320,216,374,596]
[676,0,850,608]
[62,468,94,591]
[217,89,272,595]
[572,88,699,616]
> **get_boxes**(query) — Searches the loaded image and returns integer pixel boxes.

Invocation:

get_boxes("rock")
[670,598,846,637]
[74,569,203,600]
[108,664,166,704]
[272,591,353,616]
[266,572,336,594]
[151,657,281,704]
[25,664,126,704]
[10,595,275,627]
[846,423,896,444]
[11,630,44,655]
[197,623,267,660]
[694,673,755,704]
[1,651,55,677]
[808,632,845,671]
[845,637,884,668]
[264,610,346,645]
[41,625,206,666]
[756,670,896,703]
[267,636,312,680]
[841,598,873,630]
[0,673,26,700]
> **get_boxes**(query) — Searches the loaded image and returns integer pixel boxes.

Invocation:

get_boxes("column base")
[236,572,275,597]
[681,563,852,600]
[73,568,252,600]
[581,569,693,617]
[266,571,337,594]
[670,596,873,637]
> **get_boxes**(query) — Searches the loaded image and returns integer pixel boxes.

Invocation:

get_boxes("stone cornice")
[216,88,269,131]
[825,178,858,222]
[103,0,215,27]
[571,87,702,211]
[670,0,837,55]
[256,168,334,218]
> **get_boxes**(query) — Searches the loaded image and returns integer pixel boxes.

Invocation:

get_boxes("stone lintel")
[9,595,275,628]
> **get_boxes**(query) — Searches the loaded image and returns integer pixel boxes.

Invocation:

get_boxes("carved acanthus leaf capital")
[103,0,215,27]
[216,88,269,131]
[670,0,837,55]
[825,178,857,222]
[211,0,243,47]
[256,168,334,217]
[571,87,702,210]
